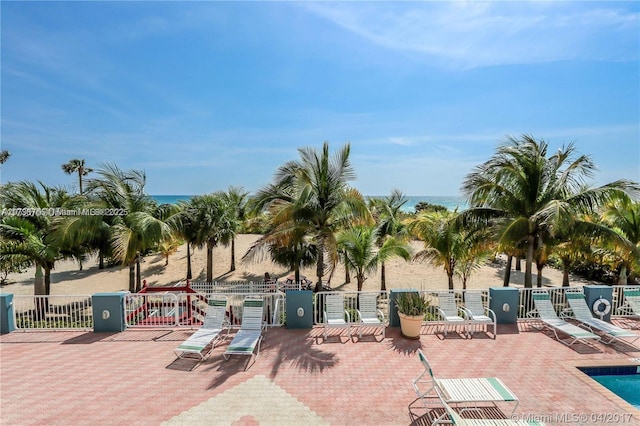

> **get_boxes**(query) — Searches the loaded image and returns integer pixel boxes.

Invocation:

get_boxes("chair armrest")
[458,307,471,319]
[344,310,351,323]
[377,309,385,322]
[485,308,497,322]
[356,309,363,322]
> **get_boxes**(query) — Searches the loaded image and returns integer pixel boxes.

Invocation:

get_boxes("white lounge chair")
[436,292,468,337]
[530,290,600,348]
[174,297,229,360]
[323,293,351,341]
[223,296,266,369]
[564,290,638,345]
[356,293,385,340]
[433,391,545,426]
[619,287,640,319]
[463,292,496,338]
[413,350,519,418]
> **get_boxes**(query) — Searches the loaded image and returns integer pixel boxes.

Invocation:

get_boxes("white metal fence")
[189,280,308,294]
[8,285,639,331]
[124,292,285,328]
[13,295,93,330]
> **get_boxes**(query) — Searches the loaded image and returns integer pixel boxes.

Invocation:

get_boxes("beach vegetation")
[0,182,75,303]
[414,201,447,214]
[222,186,250,272]
[337,224,412,292]
[61,159,93,195]
[462,135,638,288]
[0,150,10,165]
[368,189,412,291]
[251,142,371,291]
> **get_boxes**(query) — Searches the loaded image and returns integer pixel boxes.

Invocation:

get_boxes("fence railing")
[125,292,285,328]
[13,295,93,330]
[188,281,308,294]
[9,285,640,331]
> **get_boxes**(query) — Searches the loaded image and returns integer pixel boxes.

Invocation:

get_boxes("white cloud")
[303,2,639,69]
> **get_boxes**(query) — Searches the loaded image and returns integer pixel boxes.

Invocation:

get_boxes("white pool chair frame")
[323,293,351,341]
[356,293,385,340]
[174,296,230,360]
[564,289,638,345]
[437,292,469,337]
[529,290,600,348]
[413,350,520,419]
[463,292,496,339]
[223,296,266,370]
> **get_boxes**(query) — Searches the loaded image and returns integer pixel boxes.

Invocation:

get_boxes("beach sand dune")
[0,234,593,296]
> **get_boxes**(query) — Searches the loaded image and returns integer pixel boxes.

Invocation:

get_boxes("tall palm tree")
[188,193,235,282]
[223,186,249,272]
[251,142,370,291]
[369,189,409,291]
[409,210,467,290]
[462,135,636,288]
[83,164,171,292]
[0,150,10,165]
[62,159,93,195]
[337,225,411,291]
[0,181,72,297]
[599,196,640,284]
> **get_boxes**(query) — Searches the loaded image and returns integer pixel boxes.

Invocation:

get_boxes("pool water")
[592,375,640,409]
[579,366,640,409]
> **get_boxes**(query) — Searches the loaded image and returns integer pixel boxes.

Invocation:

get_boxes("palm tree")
[462,135,636,288]
[369,189,409,291]
[599,195,640,284]
[188,193,235,282]
[223,186,249,272]
[0,150,10,165]
[0,182,72,297]
[409,210,467,290]
[251,142,370,291]
[83,164,172,292]
[62,159,93,195]
[337,225,411,291]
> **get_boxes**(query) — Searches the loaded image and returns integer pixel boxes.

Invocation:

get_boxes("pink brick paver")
[1,324,639,425]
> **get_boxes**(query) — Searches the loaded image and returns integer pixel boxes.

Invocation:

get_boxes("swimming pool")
[579,366,640,409]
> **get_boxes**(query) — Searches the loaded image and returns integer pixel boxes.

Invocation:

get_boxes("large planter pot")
[398,312,424,339]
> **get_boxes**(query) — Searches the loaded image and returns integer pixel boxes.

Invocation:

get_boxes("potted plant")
[395,292,430,339]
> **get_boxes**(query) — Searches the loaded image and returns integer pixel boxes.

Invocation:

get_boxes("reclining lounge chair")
[174,297,229,360]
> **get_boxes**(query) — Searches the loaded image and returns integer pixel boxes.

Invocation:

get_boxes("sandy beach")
[0,234,594,296]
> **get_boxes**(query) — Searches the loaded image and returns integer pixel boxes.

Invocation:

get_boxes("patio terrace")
[1,322,639,425]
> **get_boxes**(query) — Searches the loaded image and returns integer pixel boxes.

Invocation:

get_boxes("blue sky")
[1,1,638,197]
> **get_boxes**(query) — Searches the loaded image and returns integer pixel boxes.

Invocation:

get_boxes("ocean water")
[151,195,468,213]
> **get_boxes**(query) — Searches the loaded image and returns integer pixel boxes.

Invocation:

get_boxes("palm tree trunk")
[99,250,104,270]
[357,274,364,292]
[44,266,52,295]
[345,267,350,284]
[562,263,570,287]
[128,264,136,293]
[525,235,534,288]
[207,243,213,283]
[135,255,142,292]
[536,264,543,287]
[34,264,47,321]
[315,245,324,292]
[618,264,628,285]
[447,273,454,290]
[186,243,192,280]
[380,262,386,291]
[230,238,236,271]
[78,171,83,195]
[503,255,513,287]
[515,256,521,271]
